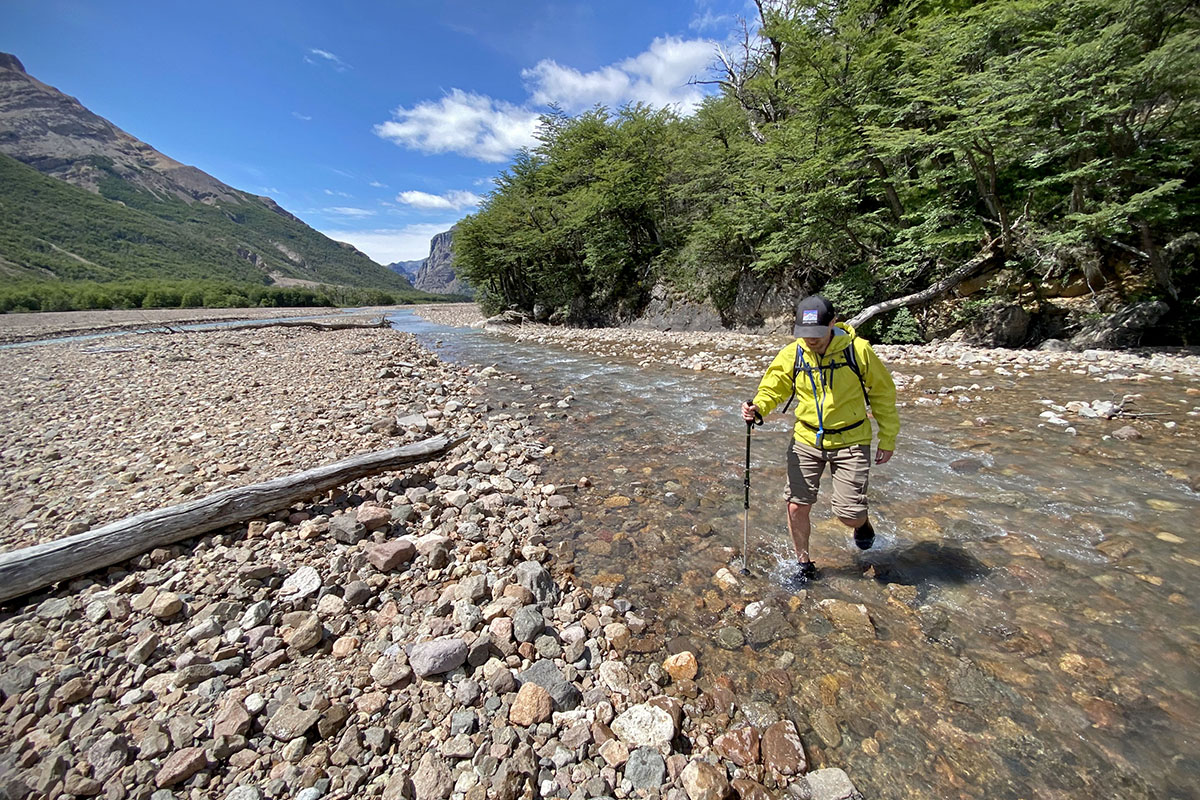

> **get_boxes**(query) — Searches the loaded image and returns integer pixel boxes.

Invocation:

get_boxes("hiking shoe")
[853,519,875,550]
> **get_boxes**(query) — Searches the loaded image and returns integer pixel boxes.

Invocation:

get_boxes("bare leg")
[786,502,813,562]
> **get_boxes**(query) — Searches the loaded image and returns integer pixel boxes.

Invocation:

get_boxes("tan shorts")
[786,440,871,519]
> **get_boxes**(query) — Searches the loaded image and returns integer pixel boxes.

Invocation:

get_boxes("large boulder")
[962,304,1030,348]
[1069,301,1168,349]
[483,310,528,331]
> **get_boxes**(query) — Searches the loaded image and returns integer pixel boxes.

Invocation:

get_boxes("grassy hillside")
[0,153,415,291]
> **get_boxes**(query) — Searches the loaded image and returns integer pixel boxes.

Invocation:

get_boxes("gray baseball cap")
[793,295,835,337]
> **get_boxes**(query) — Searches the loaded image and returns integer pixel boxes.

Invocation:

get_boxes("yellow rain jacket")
[752,323,899,451]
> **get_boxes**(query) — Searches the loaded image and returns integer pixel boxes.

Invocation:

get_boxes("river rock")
[509,683,553,726]
[264,702,320,741]
[150,591,183,619]
[625,747,667,790]
[761,719,806,775]
[356,504,392,530]
[514,560,559,604]
[663,651,698,682]
[409,638,467,677]
[716,627,745,650]
[513,605,545,642]
[1113,425,1142,441]
[413,752,454,800]
[805,767,863,800]
[214,699,252,738]
[818,599,875,639]
[36,597,72,619]
[284,612,323,651]
[715,725,759,767]
[56,676,91,705]
[598,660,633,694]
[731,779,772,800]
[370,655,412,688]
[86,732,129,783]
[599,738,629,767]
[611,703,676,751]
[367,539,416,571]
[518,659,581,710]
[280,566,322,601]
[681,760,731,800]
[330,515,367,544]
[154,747,208,788]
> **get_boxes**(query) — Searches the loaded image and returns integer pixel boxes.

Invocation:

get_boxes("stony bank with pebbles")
[0,324,861,800]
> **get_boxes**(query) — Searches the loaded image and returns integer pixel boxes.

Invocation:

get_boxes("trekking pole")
[742,400,762,575]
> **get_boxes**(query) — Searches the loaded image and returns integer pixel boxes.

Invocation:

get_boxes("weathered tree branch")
[0,434,464,604]
[847,242,1002,329]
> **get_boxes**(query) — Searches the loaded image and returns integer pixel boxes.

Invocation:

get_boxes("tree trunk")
[0,434,464,604]
[847,244,1001,329]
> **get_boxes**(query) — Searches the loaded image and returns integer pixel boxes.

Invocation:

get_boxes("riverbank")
[414,303,1200,451]
[412,303,1200,379]
[0,324,855,799]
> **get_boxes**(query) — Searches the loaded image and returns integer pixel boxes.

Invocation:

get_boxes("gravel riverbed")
[0,318,855,800]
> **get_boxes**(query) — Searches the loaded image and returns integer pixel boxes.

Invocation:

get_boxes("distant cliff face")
[387,259,423,281]
[414,227,472,297]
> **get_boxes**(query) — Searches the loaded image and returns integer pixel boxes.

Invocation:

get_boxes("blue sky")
[4,0,754,264]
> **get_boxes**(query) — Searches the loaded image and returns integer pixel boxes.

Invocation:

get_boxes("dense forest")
[456,0,1199,343]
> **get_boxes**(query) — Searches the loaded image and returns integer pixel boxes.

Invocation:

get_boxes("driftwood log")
[160,318,390,334]
[0,433,462,605]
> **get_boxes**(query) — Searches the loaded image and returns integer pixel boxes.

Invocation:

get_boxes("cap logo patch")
[802,309,820,323]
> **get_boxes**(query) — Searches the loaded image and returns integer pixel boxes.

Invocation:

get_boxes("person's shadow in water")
[852,540,991,586]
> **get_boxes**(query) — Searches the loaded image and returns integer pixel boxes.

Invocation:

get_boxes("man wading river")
[741,295,900,583]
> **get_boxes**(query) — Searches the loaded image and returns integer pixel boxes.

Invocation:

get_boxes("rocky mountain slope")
[0,52,412,292]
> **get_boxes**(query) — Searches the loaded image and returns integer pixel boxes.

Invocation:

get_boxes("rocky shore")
[0,322,859,799]
[413,304,1200,380]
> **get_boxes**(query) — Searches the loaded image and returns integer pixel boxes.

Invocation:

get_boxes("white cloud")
[306,48,350,71]
[292,111,313,121]
[523,36,715,113]
[397,190,482,211]
[689,9,734,32]
[325,207,376,218]
[373,37,718,164]
[322,223,457,264]
[374,89,541,163]
[324,189,352,198]
[369,180,387,188]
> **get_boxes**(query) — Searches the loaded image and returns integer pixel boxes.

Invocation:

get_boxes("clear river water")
[387,309,1200,800]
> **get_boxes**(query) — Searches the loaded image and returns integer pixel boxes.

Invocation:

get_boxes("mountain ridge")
[0,52,416,294]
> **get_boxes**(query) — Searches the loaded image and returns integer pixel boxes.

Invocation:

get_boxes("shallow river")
[389,310,1200,800]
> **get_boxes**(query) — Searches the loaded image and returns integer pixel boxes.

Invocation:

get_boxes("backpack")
[780,341,870,415]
